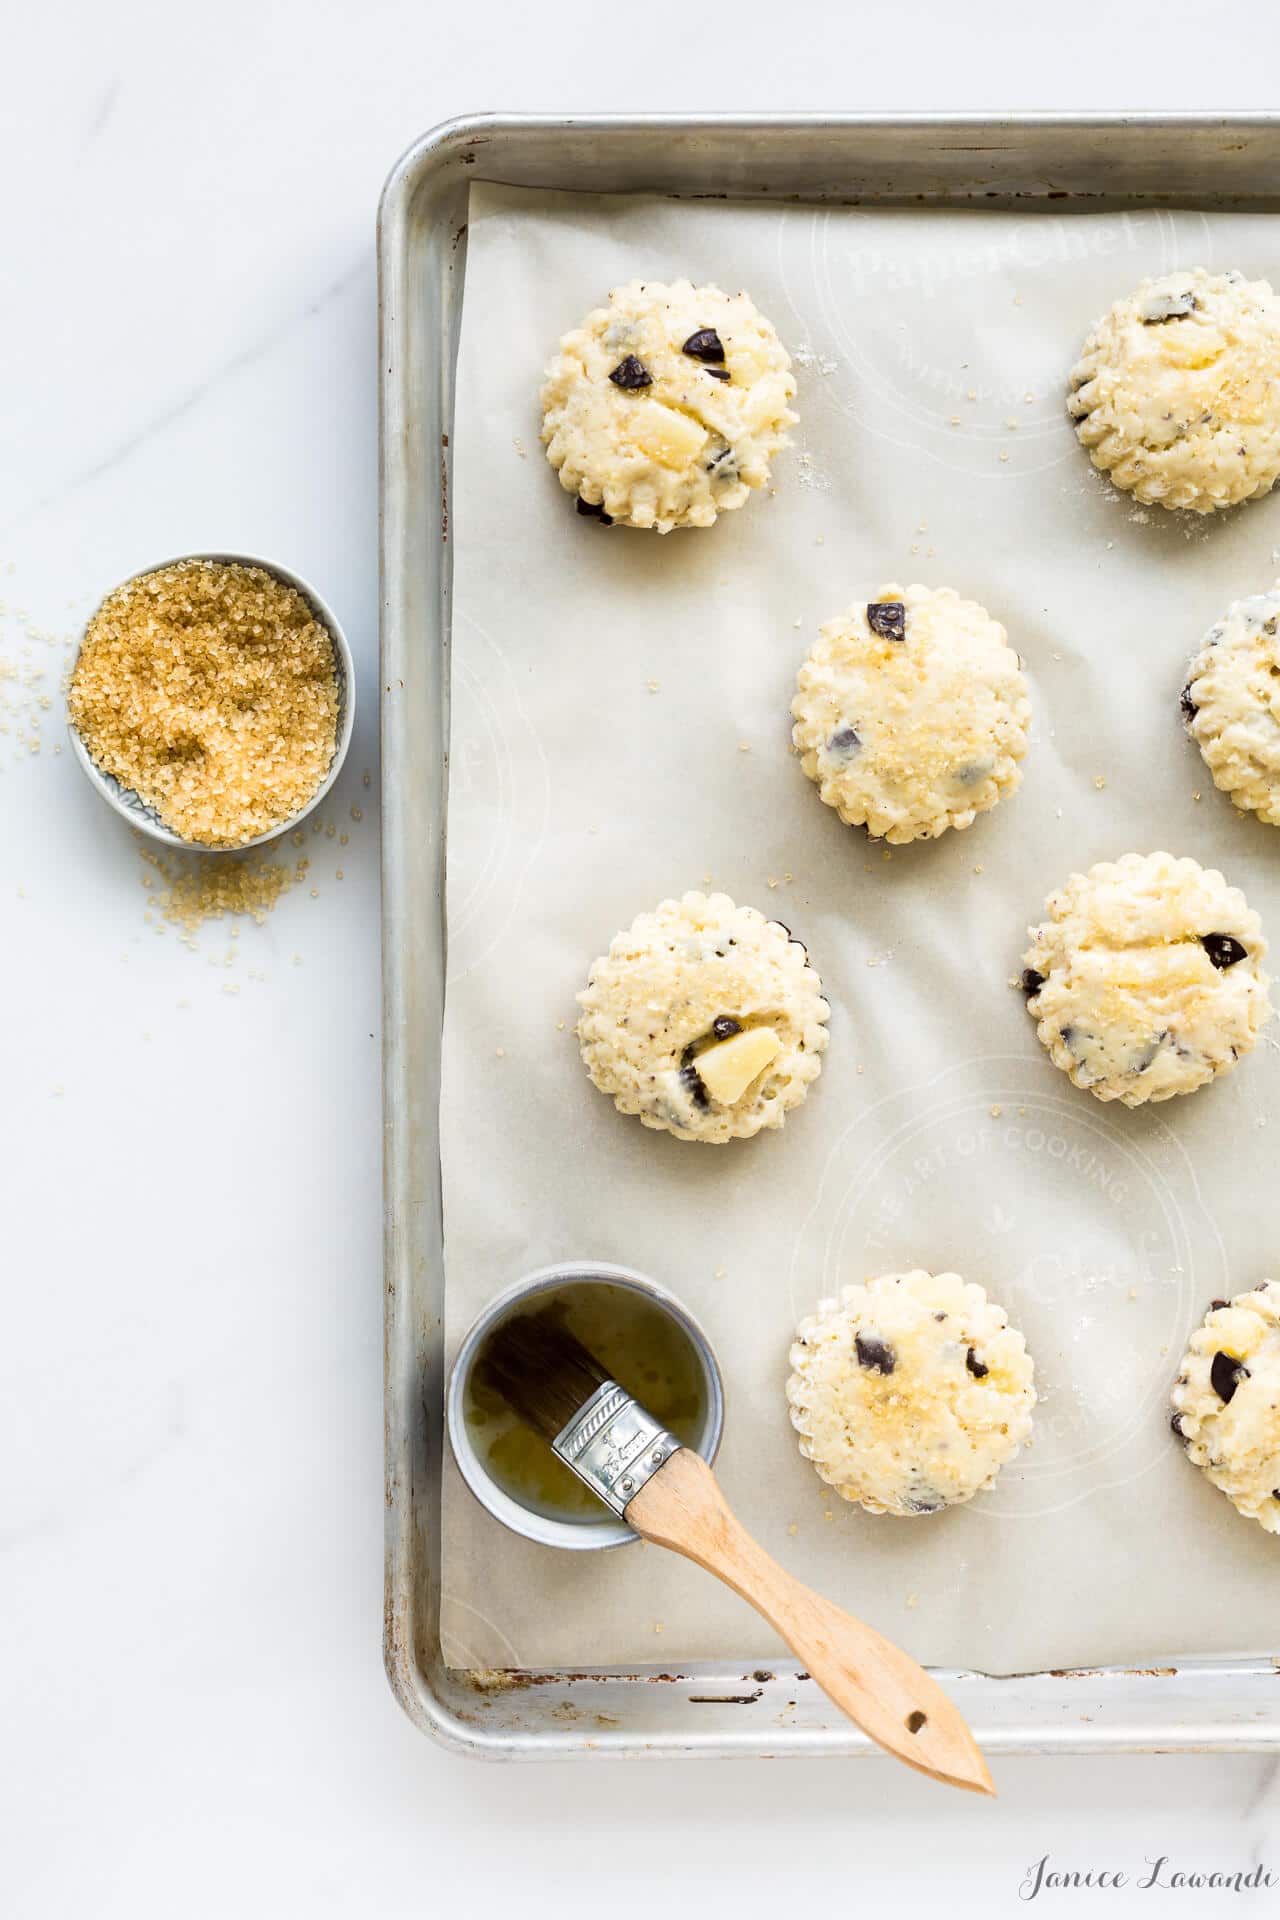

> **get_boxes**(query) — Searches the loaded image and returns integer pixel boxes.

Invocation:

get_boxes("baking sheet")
[439,185,1279,1675]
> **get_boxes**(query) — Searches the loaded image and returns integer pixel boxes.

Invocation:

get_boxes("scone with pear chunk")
[577,891,828,1143]
[1021,852,1270,1105]
[1069,269,1280,513]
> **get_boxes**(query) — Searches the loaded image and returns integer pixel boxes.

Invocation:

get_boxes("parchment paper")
[440,185,1279,1674]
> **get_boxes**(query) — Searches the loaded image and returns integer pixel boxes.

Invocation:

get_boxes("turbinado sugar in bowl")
[69,559,339,848]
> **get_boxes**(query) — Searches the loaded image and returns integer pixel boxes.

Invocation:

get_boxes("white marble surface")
[3,5,1277,1912]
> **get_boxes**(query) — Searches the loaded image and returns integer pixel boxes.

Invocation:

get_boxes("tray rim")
[380,109,1280,1762]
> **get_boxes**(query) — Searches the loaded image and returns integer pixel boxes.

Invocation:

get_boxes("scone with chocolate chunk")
[1171,1284,1280,1534]
[1021,852,1270,1105]
[1069,269,1280,513]
[791,584,1030,844]
[541,281,796,532]
[576,891,828,1143]
[786,1270,1035,1516]
[1182,585,1280,823]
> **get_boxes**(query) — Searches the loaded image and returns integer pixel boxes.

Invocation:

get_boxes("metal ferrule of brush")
[552,1381,682,1517]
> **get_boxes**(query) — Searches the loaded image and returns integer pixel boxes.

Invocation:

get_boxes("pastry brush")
[481,1310,995,1795]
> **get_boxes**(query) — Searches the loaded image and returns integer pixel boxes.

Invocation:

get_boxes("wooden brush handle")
[626,1448,994,1796]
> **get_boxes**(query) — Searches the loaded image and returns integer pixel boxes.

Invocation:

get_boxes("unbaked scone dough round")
[1182,585,1280,823]
[540,280,796,533]
[577,891,828,1143]
[1021,852,1270,1106]
[1068,268,1280,513]
[790,584,1030,844]
[1171,1284,1280,1535]
[786,1270,1035,1517]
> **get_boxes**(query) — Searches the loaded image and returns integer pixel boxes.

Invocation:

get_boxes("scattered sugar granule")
[1094,775,1106,790]
[990,1104,1002,1119]
[142,846,294,935]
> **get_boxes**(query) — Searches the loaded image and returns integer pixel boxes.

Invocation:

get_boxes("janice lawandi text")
[1020,1856,1276,1900]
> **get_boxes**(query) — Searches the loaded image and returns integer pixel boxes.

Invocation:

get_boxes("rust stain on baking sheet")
[688,1690,764,1706]
[1044,1666,1177,1680]
[463,1668,683,1693]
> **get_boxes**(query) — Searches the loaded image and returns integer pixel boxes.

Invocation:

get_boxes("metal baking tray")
[379,112,1280,1759]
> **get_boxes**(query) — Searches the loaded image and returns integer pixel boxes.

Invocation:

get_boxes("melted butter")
[466,1283,706,1523]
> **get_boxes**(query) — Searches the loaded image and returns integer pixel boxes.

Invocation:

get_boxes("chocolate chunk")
[1210,1350,1248,1404]
[1180,683,1198,723]
[712,1015,741,1040]
[1171,1410,1189,1441]
[904,1493,942,1515]
[1021,968,1045,996]
[576,496,612,524]
[609,354,652,390]
[965,1348,989,1379]
[867,600,907,642]
[1131,1033,1167,1076]
[1210,1299,1230,1312]
[1202,933,1247,971]
[678,1062,710,1110]
[1141,289,1200,324]
[681,328,725,363]
[855,1332,896,1375]
[704,366,731,381]
[827,725,861,756]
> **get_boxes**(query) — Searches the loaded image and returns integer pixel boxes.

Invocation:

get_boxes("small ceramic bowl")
[447,1261,725,1551]
[66,551,355,853]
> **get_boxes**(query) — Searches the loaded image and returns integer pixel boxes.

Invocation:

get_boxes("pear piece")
[693,1026,781,1105]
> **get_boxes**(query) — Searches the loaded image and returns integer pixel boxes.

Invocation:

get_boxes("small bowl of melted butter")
[447,1262,725,1550]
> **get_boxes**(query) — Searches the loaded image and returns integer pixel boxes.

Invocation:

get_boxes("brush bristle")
[479,1310,613,1442]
